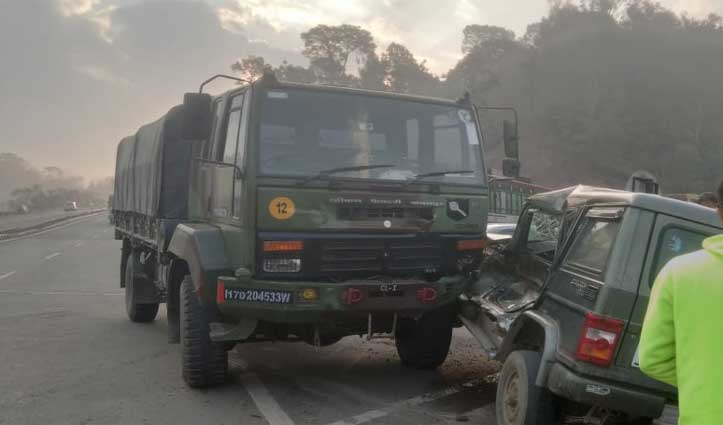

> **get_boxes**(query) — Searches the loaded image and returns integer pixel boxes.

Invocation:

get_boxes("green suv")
[459,185,721,424]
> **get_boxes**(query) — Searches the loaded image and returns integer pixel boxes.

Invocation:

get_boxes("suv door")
[467,207,561,311]
[539,207,624,361]
[622,213,718,381]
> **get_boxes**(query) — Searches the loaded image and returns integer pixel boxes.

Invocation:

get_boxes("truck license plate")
[223,289,293,304]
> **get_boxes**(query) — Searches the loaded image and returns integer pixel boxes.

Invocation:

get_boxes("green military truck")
[113,71,519,387]
[460,185,721,424]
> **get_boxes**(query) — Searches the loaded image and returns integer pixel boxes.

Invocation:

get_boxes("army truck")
[112,72,520,387]
[459,185,721,424]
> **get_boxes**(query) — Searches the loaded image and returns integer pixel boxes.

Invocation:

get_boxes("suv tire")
[124,253,159,323]
[395,308,453,369]
[496,350,559,425]
[180,276,227,388]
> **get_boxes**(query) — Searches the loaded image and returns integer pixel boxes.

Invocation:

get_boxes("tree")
[230,55,270,81]
[300,24,375,84]
[358,53,388,91]
[0,153,42,201]
[382,43,439,94]
[461,25,515,54]
[275,60,316,84]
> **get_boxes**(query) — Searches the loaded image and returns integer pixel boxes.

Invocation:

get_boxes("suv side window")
[564,218,621,275]
[650,226,707,286]
[524,209,561,261]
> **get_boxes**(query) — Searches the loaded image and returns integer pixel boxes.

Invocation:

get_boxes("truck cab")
[114,71,520,388]
[459,185,722,424]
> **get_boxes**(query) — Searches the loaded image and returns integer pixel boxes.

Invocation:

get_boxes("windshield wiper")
[403,170,474,187]
[297,164,396,186]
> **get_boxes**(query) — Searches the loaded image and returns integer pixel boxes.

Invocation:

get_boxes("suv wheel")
[180,276,227,388]
[124,252,159,323]
[496,350,559,425]
[395,308,453,369]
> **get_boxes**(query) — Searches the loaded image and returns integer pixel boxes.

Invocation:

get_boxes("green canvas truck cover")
[112,105,194,219]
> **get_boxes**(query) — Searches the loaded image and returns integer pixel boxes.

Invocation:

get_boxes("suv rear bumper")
[215,275,467,323]
[547,362,666,419]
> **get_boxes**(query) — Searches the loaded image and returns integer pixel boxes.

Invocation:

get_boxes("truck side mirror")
[503,119,519,159]
[181,93,213,140]
[502,158,520,179]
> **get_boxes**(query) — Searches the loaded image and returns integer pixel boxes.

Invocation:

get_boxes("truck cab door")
[207,92,247,221]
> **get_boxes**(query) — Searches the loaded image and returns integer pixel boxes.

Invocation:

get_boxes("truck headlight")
[263,258,301,273]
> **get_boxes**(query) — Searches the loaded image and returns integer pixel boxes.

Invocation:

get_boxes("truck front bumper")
[547,362,666,419]
[214,275,467,323]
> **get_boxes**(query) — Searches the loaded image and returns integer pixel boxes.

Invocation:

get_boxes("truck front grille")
[336,206,434,221]
[320,239,442,275]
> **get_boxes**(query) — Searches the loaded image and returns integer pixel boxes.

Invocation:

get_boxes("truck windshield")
[259,89,485,186]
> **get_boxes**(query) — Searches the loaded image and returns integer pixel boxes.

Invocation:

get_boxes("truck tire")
[180,276,227,388]
[124,254,159,323]
[395,308,453,369]
[496,350,559,425]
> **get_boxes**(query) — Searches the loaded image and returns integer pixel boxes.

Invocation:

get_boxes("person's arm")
[639,265,677,386]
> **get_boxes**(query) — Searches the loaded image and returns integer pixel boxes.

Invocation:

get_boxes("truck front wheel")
[124,252,159,323]
[496,350,559,425]
[395,308,453,369]
[180,276,227,388]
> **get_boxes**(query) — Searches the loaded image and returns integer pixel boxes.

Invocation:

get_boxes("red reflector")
[417,287,438,304]
[216,281,225,304]
[343,288,364,305]
[263,240,303,252]
[456,239,486,251]
[575,312,624,366]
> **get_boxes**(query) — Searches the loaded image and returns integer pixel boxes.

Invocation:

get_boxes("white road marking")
[325,379,482,425]
[0,271,17,281]
[73,241,84,247]
[43,252,61,260]
[230,356,296,425]
[241,373,297,425]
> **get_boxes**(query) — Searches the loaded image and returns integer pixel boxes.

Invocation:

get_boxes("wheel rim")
[502,369,521,423]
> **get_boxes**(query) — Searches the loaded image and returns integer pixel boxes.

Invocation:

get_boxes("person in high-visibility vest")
[639,180,723,425]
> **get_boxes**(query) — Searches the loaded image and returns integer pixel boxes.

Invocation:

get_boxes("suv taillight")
[576,312,624,366]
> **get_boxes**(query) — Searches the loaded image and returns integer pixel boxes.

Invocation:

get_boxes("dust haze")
[2,0,722,210]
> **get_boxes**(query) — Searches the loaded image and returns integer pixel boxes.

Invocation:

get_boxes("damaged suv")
[460,186,722,424]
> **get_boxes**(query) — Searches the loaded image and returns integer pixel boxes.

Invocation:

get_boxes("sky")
[1,0,721,181]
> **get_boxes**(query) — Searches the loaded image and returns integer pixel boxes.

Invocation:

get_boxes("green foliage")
[230,55,269,81]
[301,24,376,84]
[0,152,111,212]
[231,4,723,192]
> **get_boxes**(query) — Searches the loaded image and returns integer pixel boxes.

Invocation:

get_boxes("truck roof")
[219,74,469,109]
[529,185,722,229]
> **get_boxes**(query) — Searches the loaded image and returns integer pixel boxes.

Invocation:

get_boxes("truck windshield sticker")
[268,196,296,220]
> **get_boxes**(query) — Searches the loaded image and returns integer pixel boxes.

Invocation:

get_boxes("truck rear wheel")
[124,253,159,323]
[395,308,453,369]
[496,350,559,425]
[180,276,227,388]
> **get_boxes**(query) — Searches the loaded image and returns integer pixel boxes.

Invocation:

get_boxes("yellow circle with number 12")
[269,197,295,220]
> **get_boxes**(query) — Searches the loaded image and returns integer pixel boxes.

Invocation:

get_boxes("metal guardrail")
[0,209,106,241]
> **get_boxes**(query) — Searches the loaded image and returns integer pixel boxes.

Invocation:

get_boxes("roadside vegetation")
[0,153,112,214]
[234,0,723,193]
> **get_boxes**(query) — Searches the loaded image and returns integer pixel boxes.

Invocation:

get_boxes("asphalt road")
[0,215,679,425]
[0,215,501,425]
